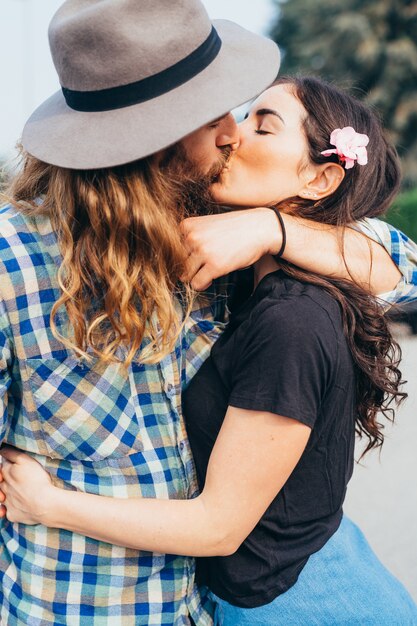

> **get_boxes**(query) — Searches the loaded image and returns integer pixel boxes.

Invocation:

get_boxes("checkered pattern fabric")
[0,205,415,625]
[0,205,223,625]
[355,217,417,304]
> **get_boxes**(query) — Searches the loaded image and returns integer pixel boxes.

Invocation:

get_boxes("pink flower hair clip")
[321,126,369,170]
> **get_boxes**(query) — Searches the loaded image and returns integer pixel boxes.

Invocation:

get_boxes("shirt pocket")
[24,355,143,462]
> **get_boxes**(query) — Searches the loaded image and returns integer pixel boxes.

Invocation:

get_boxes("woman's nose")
[216,113,240,151]
[237,118,250,145]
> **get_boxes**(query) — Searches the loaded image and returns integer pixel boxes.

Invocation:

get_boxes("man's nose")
[216,113,240,151]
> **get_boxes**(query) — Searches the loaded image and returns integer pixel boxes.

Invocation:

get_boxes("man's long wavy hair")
[7,150,203,366]
[275,76,406,455]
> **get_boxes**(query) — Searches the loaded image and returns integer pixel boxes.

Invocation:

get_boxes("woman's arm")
[181,208,402,294]
[0,407,310,556]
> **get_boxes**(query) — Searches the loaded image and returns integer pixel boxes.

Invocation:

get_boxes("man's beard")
[160,143,231,218]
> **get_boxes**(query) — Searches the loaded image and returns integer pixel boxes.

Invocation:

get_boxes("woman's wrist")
[267,207,287,259]
[38,484,68,528]
[255,207,283,256]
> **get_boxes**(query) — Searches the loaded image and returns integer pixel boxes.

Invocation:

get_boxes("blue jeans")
[211,516,417,625]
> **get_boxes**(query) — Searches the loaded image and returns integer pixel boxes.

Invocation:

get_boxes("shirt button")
[179,441,185,450]
[166,383,175,397]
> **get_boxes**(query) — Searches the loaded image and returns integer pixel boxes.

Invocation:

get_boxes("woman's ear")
[299,163,345,200]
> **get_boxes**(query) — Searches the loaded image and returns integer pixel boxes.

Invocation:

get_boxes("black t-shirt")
[183,270,357,608]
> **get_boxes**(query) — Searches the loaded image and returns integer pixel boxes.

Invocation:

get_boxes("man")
[0,1,416,625]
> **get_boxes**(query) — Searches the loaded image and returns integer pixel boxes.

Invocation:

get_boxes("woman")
[2,77,417,625]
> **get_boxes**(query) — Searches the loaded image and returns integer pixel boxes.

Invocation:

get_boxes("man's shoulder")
[0,203,25,230]
[0,204,58,291]
[0,203,35,237]
[0,204,53,254]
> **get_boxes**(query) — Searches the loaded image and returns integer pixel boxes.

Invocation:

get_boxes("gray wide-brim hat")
[22,0,280,170]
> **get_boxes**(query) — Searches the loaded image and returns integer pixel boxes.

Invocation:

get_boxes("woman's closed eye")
[255,129,271,135]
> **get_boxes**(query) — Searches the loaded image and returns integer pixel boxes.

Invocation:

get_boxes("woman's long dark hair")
[275,76,406,456]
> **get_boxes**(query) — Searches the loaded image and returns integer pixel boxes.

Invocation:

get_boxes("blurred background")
[0,0,416,602]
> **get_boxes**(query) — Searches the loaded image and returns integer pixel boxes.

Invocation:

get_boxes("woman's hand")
[180,208,281,290]
[0,446,56,525]
[181,210,402,296]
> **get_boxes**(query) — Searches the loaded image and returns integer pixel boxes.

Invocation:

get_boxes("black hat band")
[62,26,222,113]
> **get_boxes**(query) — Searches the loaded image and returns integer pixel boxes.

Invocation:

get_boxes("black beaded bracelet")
[267,207,287,260]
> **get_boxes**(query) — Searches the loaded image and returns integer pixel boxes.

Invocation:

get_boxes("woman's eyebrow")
[256,108,285,124]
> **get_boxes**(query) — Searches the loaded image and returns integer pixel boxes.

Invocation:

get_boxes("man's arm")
[181,209,416,298]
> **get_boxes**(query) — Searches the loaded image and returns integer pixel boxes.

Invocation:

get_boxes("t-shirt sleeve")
[229,295,338,428]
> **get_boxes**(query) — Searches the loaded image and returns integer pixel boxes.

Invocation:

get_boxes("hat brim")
[22,20,280,169]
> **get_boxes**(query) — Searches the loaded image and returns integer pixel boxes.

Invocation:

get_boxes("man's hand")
[181,208,281,290]
[0,446,55,525]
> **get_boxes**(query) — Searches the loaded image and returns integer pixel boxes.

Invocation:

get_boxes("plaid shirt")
[355,217,417,304]
[0,206,415,626]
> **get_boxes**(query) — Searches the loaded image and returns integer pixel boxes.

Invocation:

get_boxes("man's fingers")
[0,489,5,502]
[0,446,24,464]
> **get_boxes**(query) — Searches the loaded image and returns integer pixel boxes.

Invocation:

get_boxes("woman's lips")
[210,162,231,185]
[218,154,234,180]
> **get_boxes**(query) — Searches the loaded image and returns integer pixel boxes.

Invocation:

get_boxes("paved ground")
[344,330,417,601]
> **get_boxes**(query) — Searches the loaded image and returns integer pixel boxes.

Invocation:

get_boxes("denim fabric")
[211,516,417,626]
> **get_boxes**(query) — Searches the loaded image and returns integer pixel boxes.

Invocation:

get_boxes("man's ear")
[298,163,345,200]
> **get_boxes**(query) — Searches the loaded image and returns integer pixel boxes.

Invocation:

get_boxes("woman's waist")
[198,509,344,608]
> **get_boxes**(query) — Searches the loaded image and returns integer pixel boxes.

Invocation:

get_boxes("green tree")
[386,187,417,241]
[271,0,417,187]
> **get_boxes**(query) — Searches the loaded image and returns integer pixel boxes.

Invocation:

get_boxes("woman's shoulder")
[228,272,348,416]
[254,270,343,335]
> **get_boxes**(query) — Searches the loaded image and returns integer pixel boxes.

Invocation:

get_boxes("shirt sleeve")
[181,293,226,390]
[353,217,417,305]
[0,298,13,443]
[228,295,337,428]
